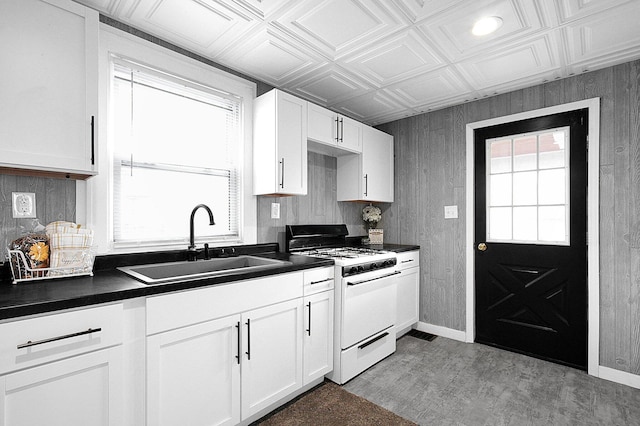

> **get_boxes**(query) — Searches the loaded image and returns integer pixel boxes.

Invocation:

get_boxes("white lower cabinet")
[0,347,123,426]
[146,314,241,426]
[241,299,303,419]
[303,290,334,385]
[395,250,420,337]
[145,268,334,425]
[0,303,125,426]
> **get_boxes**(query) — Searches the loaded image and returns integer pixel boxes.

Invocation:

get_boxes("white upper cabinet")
[337,126,394,202]
[254,89,308,195]
[308,103,362,155]
[0,0,98,177]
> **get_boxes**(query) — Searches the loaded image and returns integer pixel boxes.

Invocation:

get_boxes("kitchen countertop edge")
[0,251,334,321]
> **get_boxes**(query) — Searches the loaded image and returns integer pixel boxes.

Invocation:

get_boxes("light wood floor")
[343,335,640,425]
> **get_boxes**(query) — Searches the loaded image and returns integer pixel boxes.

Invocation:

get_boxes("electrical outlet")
[12,192,36,218]
[271,202,280,219]
[444,205,458,219]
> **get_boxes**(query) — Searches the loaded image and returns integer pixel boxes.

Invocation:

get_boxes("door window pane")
[513,171,537,205]
[486,127,570,245]
[490,139,512,173]
[539,169,566,205]
[539,206,566,242]
[513,136,537,171]
[513,207,537,241]
[490,174,512,206]
[539,131,566,169]
[489,207,512,240]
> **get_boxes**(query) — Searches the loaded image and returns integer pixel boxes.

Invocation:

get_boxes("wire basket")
[6,248,94,284]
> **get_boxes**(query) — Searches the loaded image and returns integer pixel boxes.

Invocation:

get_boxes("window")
[111,58,242,247]
[486,127,570,245]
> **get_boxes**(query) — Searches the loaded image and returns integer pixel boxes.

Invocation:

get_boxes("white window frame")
[79,24,256,254]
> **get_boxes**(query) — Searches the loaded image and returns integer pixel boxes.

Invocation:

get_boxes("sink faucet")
[188,204,215,260]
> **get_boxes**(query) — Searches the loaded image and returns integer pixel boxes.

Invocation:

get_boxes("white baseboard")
[598,366,640,390]
[415,321,466,342]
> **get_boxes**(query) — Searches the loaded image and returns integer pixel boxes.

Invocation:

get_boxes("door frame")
[465,98,600,376]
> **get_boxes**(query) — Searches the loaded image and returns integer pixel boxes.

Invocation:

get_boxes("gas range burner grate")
[295,247,385,259]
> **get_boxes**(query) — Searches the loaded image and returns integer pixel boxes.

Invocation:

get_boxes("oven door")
[341,270,400,349]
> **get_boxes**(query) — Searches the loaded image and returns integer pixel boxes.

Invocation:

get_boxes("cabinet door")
[362,126,394,202]
[308,103,336,146]
[396,267,420,337]
[0,0,98,175]
[339,115,362,153]
[147,315,241,426]
[241,298,303,419]
[276,91,308,195]
[303,290,334,385]
[0,347,123,426]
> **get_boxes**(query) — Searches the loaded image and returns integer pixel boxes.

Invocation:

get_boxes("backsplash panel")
[257,151,371,250]
[0,174,76,255]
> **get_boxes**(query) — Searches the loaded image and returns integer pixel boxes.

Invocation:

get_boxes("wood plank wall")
[377,59,640,375]
[0,175,76,254]
[256,151,368,250]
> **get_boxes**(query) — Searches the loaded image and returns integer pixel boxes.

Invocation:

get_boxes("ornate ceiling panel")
[76,0,640,125]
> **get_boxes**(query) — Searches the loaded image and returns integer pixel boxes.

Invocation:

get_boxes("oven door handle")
[347,270,400,286]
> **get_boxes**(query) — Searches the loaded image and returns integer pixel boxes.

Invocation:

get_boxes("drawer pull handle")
[358,332,388,350]
[18,328,102,350]
[309,278,333,285]
[401,259,414,264]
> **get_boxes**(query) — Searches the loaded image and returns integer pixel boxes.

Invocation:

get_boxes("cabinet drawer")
[396,251,419,271]
[0,303,124,375]
[147,272,303,335]
[303,267,334,295]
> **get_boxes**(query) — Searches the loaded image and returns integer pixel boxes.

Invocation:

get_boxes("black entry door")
[474,109,588,370]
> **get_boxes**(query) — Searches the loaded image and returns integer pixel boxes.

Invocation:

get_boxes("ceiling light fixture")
[472,16,503,36]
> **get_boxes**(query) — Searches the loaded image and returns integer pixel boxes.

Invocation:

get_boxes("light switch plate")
[12,192,37,218]
[271,202,280,219]
[444,205,458,219]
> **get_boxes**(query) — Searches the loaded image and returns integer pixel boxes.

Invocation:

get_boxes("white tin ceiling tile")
[554,0,634,23]
[332,90,405,123]
[456,36,560,89]
[392,0,467,23]
[562,1,640,65]
[288,64,372,105]
[416,0,546,61]
[125,0,261,53]
[385,67,471,107]
[274,0,406,60]
[343,28,446,86]
[229,0,299,20]
[216,27,320,84]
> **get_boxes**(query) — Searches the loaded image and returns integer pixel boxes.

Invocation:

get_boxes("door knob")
[477,243,487,251]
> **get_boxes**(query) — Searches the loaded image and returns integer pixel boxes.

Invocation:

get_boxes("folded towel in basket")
[45,221,94,274]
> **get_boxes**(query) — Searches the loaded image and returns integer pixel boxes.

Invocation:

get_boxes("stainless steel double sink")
[118,255,292,285]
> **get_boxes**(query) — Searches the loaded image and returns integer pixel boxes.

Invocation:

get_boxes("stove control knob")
[349,267,358,275]
[370,262,378,270]
[357,265,365,272]
[385,260,395,267]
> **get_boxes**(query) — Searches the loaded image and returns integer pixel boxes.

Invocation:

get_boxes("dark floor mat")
[406,329,437,341]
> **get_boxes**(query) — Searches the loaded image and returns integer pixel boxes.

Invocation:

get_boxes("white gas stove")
[286,224,398,384]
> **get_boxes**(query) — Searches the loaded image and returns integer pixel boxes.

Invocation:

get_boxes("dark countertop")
[371,243,420,253]
[0,244,333,321]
